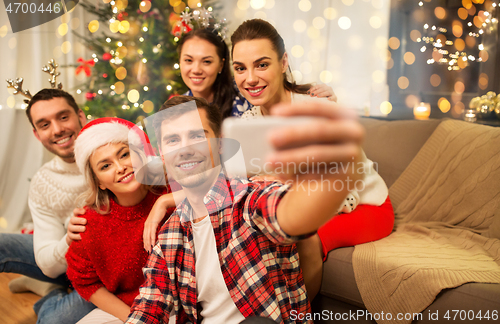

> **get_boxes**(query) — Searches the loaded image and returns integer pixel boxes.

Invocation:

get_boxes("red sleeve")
[65,216,104,301]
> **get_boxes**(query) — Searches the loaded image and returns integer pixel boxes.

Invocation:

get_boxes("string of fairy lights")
[418,0,498,71]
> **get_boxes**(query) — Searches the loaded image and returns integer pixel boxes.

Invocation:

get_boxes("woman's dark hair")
[177,28,236,119]
[231,19,312,95]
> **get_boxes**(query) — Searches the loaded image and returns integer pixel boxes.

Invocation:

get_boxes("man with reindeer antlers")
[0,60,96,323]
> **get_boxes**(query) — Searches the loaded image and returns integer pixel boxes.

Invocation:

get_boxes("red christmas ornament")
[102,53,112,61]
[103,73,108,78]
[117,12,128,21]
[85,92,97,101]
[75,57,95,76]
[168,93,179,100]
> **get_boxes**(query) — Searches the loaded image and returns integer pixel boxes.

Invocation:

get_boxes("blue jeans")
[0,233,68,285]
[34,288,96,324]
[0,233,95,322]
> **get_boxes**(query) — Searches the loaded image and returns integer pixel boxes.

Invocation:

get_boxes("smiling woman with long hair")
[230,18,395,299]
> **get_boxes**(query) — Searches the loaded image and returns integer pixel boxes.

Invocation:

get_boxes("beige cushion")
[359,118,441,188]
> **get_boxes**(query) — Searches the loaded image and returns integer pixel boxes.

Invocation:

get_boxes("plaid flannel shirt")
[126,171,311,324]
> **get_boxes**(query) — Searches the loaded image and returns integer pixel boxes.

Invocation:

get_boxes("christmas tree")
[74,0,220,123]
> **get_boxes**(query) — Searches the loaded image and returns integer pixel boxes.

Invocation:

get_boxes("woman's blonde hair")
[77,142,165,214]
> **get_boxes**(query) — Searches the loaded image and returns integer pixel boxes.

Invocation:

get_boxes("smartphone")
[221,116,316,177]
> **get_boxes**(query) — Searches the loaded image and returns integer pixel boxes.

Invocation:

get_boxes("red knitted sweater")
[66,189,173,306]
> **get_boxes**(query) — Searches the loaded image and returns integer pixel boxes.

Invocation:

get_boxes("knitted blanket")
[352,119,500,324]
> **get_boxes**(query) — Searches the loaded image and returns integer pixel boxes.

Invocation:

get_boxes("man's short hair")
[26,89,80,129]
[154,96,222,144]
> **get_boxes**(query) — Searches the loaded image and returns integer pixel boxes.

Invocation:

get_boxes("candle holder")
[464,109,477,123]
[414,102,431,120]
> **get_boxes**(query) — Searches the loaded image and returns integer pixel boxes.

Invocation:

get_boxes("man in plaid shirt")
[126,96,363,324]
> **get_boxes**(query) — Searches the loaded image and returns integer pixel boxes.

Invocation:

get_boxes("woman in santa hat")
[62,117,178,323]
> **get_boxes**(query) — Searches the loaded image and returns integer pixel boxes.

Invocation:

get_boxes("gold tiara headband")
[6,59,64,104]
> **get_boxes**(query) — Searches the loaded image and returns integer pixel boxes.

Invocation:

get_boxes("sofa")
[311,117,500,323]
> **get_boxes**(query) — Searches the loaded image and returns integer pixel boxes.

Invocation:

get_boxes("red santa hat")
[74,117,155,175]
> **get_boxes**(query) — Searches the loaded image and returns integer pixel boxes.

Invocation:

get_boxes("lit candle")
[464,109,477,123]
[414,102,431,120]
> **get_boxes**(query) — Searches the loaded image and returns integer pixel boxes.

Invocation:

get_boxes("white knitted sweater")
[29,156,86,278]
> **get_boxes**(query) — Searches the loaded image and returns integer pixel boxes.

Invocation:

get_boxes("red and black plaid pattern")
[127,172,311,324]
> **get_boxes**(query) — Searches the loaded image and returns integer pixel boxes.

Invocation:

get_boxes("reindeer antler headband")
[6,59,64,104]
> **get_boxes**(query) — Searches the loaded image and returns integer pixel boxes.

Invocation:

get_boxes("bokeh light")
[307,27,320,39]
[7,96,15,108]
[405,94,420,108]
[313,17,326,29]
[458,7,468,20]
[380,101,392,115]
[369,15,382,29]
[479,50,489,62]
[388,37,400,50]
[320,70,333,83]
[404,52,415,65]
[119,21,130,33]
[61,41,71,54]
[465,35,476,48]
[452,102,465,117]
[479,73,488,89]
[142,100,154,113]
[342,0,354,5]
[338,17,351,30]
[435,7,446,19]
[455,38,465,51]
[324,7,337,20]
[237,0,250,10]
[291,45,304,58]
[58,23,68,36]
[462,0,472,10]
[110,21,120,33]
[430,74,441,87]
[452,20,463,37]
[0,25,8,38]
[438,98,451,113]
[410,30,421,42]
[250,0,266,9]
[88,20,99,33]
[298,0,311,12]
[140,1,152,12]
[387,58,394,69]
[398,76,409,89]
[294,19,307,33]
[116,67,127,80]
[454,81,465,94]
[128,89,140,103]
